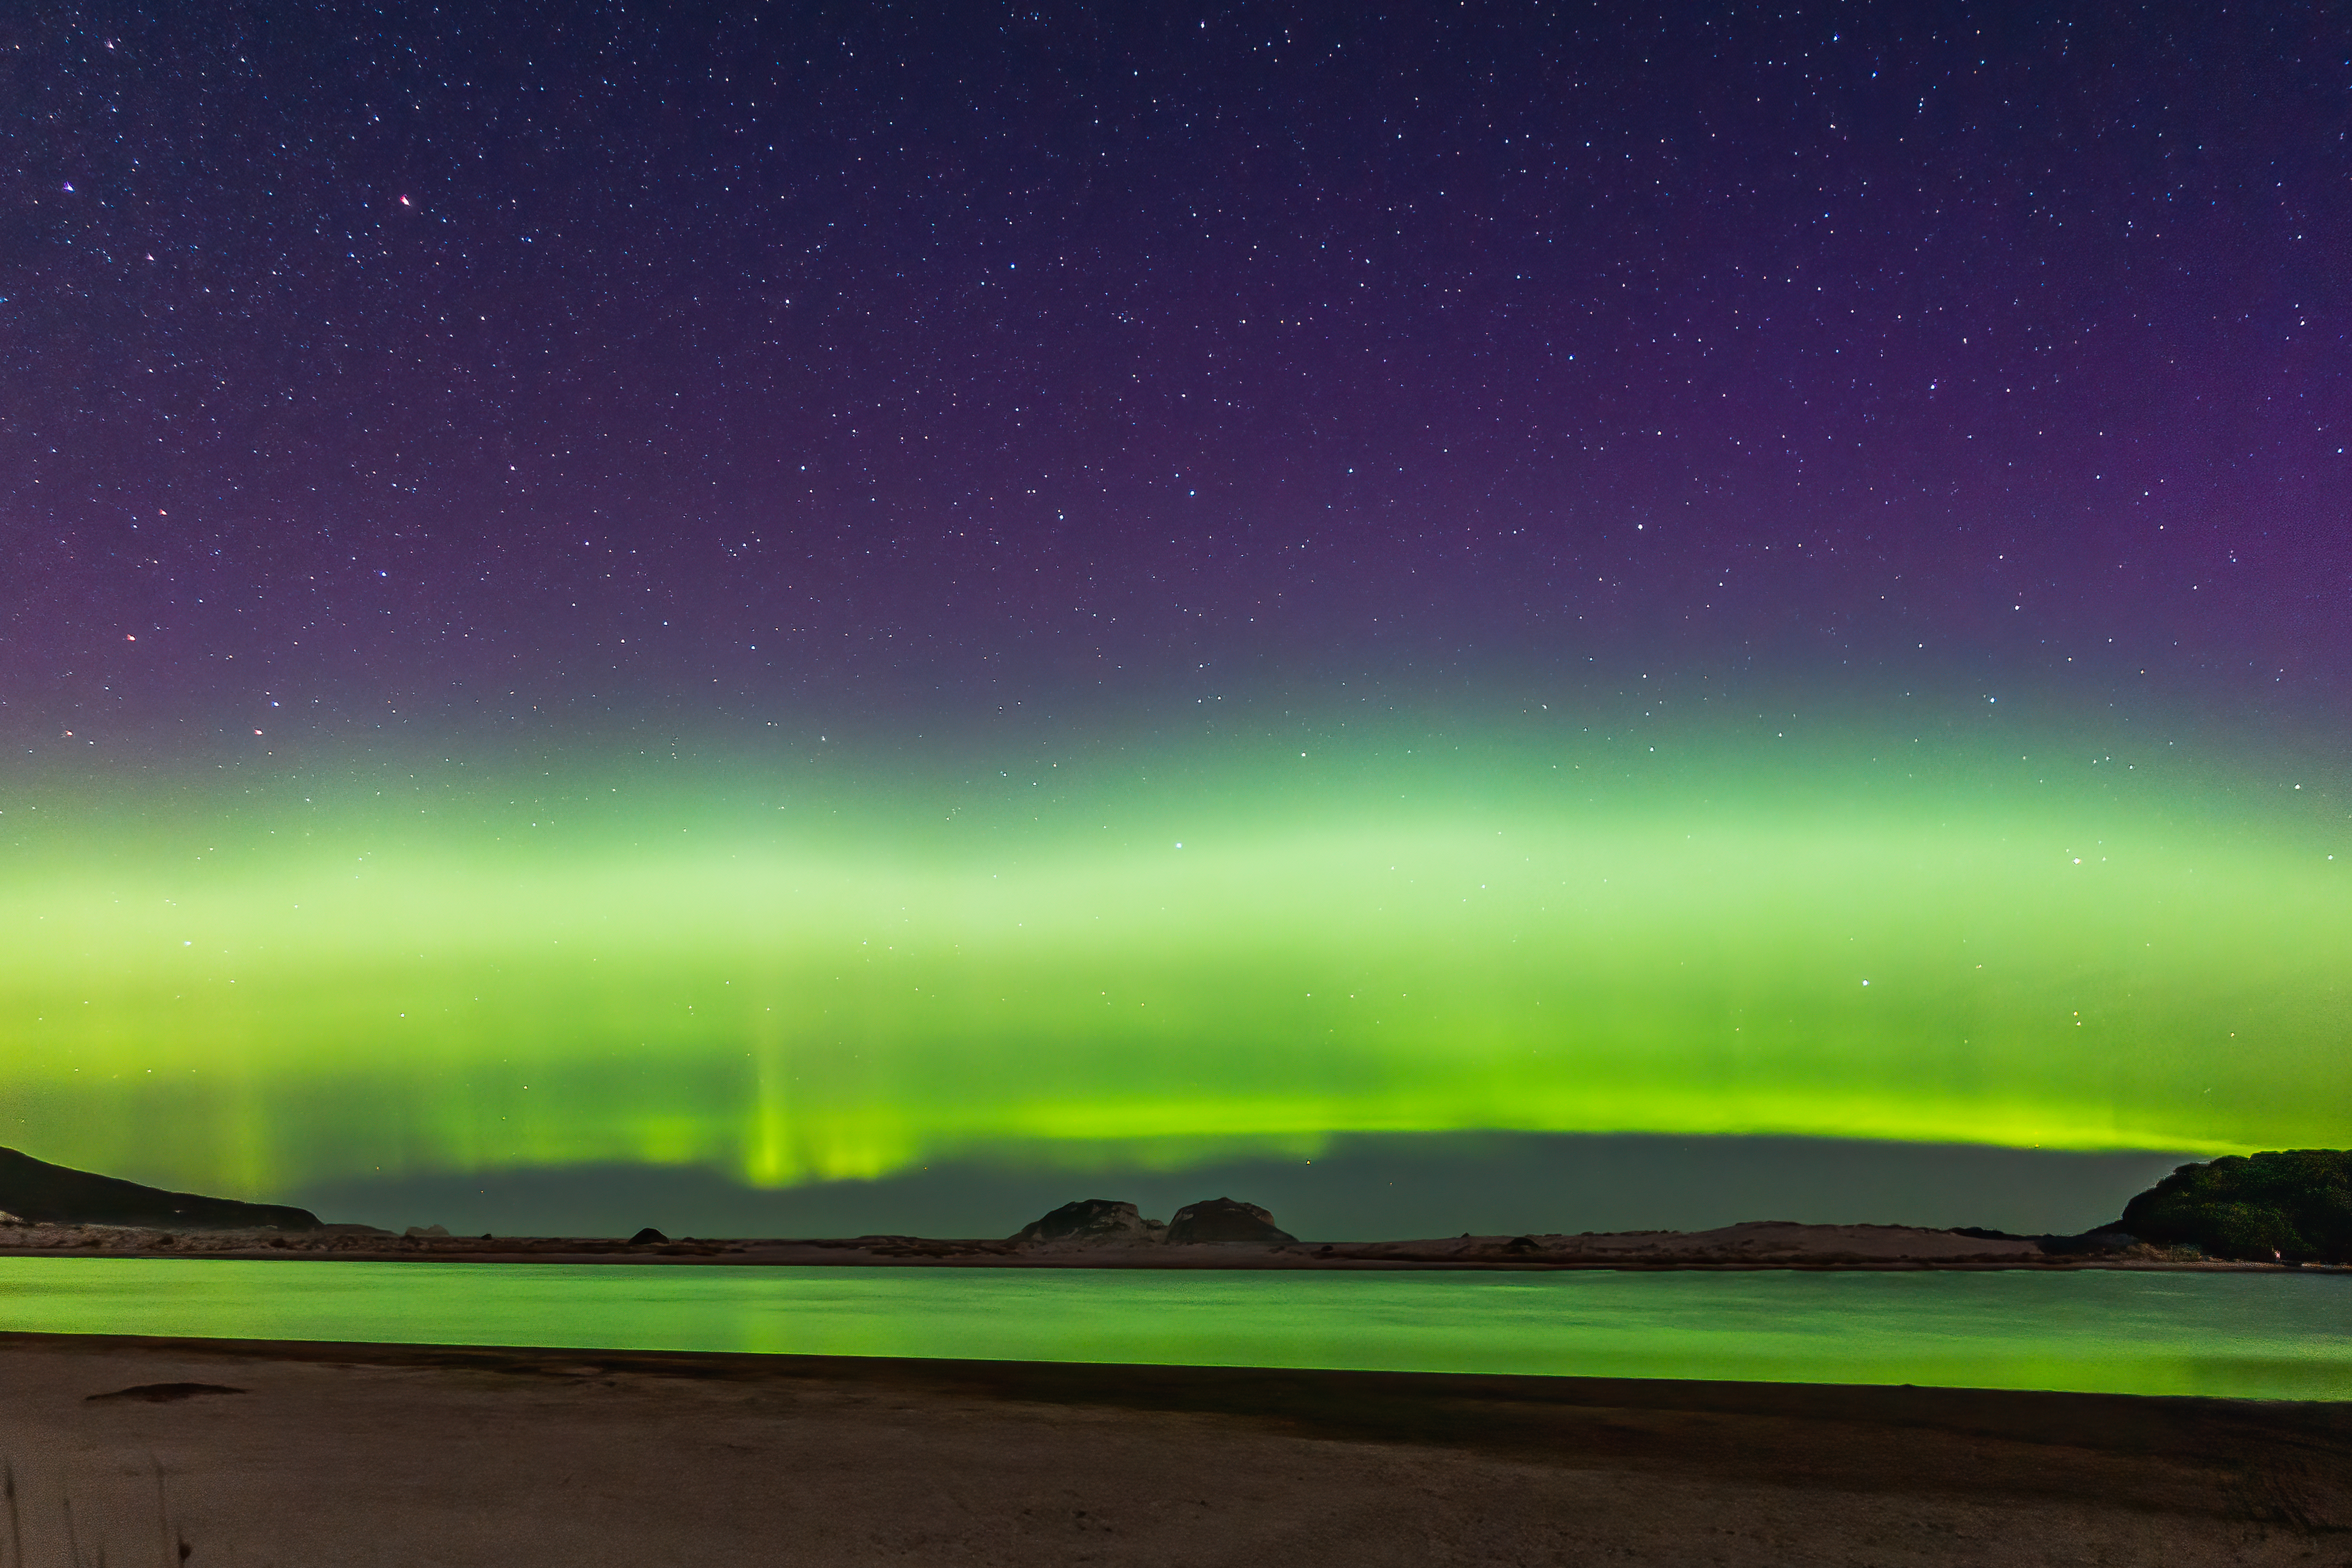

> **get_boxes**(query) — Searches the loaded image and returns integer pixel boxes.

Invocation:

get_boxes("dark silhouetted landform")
[1165,1197,1297,1244]
[1012,1196,1295,1246]
[5,1150,2345,1270]
[0,1147,321,1232]
[2118,1149,2352,1263]
[1009,1198,1166,1244]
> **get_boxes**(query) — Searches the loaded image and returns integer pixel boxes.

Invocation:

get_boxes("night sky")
[3,3,2347,1236]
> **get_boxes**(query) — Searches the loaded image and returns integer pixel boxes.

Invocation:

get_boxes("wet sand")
[1,1329,2344,1566]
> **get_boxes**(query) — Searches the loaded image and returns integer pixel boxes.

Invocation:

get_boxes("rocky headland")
[2119,1148,2351,1263]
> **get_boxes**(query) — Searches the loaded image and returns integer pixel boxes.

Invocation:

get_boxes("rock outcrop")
[0,1147,321,1232]
[1165,1197,1295,1245]
[1009,1198,1167,1245]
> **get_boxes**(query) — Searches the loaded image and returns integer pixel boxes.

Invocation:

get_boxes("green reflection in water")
[2,1258,2344,1400]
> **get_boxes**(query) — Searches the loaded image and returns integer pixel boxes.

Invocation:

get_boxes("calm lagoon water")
[1,1258,2344,1400]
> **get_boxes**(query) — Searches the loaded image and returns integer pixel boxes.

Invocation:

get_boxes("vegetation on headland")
[2119,1150,2352,1263]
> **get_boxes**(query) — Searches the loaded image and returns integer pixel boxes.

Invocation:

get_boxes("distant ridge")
[0,1147,321,1232]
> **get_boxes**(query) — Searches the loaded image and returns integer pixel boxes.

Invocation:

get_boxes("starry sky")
[2,2,2347,1235]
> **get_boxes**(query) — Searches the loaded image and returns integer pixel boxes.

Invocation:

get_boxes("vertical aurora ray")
[3,721,2345,1198]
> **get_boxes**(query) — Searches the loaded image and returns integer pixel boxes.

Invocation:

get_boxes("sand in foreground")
[0,1332,2345,1566]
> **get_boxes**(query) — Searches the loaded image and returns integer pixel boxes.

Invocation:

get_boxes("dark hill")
[1009,1198,1166,1244]
[0,1147,322,1232]
[1166,1197,1295,1245]
[2118,1149,2351,1263]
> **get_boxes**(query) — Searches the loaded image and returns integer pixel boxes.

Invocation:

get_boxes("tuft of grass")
[0,1454,198,1568]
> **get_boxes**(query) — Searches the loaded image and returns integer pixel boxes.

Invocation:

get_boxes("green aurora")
[4,718,2345,1198]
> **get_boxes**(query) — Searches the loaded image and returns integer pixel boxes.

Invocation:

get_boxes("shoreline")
[9,1326,2352,1427]
[1,1214,2338,1272]
[0,1329,2343,1565]
[1,1244,2329,1272]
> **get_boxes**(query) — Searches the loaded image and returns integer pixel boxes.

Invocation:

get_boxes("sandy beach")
[0,1329,2343,1566]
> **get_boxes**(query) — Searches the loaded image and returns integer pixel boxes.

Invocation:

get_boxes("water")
[1,1258,2344,1399]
